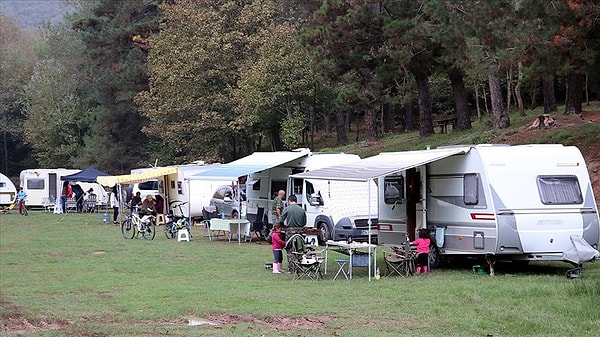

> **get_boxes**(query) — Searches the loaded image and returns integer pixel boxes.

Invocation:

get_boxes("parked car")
[209,185,244,219]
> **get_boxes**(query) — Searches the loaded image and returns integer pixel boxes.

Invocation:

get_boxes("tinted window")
[384,176,404,204]
[213,187,225,199]
[464,173,479,205]
[27,179,44,190]
[537,176,583,205]
[138,181,158,190]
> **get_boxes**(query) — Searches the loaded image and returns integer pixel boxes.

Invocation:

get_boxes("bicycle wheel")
[121,219,135,239]
[22,206,28,216]
[164,225,176,239]
[142,224,156,240]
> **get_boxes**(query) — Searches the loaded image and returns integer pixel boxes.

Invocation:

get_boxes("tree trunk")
[270,122,283,151]
[382,101,394,133]
[542,75,557,114]
[365,108,377,143]
[514,62,525,116]
[448,68,471,131]
[323,112,332,133]
[488,73,510,128]
[403,101,416,131]
[413,70,434,137]
[564,71,584,115]
[335,107,347,145]
[506,67,512,112]
[475,84,481,119]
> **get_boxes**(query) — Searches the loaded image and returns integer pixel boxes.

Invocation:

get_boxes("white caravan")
[192,149,377,242]
[130,163,225,219]
[19,169,108,207]
[294,144,600,267]
[0,173,17,205]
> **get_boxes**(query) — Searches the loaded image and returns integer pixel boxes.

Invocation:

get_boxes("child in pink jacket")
[271,224,286,274]
[410,229,431,274]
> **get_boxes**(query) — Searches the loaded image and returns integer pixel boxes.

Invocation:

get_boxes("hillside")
[319,104,600,203]
[0,0,71,29]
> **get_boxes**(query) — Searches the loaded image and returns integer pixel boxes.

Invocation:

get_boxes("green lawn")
[1,212,599,336]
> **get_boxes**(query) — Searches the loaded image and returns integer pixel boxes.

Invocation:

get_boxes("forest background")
[1,0,599,179]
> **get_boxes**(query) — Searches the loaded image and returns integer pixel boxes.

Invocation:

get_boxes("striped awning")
[97,167,177,186]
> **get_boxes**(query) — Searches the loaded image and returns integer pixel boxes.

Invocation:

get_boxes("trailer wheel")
[428,246,441,269]
[318,222,330,245]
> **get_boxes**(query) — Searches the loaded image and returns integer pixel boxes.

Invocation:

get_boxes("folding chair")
[383,247,414,277]
[250,207,267,240]
[202,206,220,240]
[42,197,56,212]
[66,197,77,213]
[286,233,324,280]
[85,194,97,213]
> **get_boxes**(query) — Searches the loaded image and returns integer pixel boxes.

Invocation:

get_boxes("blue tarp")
[60,166,111,182]
[190,151,309,181]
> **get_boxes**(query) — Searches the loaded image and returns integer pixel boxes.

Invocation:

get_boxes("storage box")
[351,252,371,267]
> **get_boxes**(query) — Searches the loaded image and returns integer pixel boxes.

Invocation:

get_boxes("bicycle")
[164,201,191,239]
[18,199,28,216]
[120,208,156,240]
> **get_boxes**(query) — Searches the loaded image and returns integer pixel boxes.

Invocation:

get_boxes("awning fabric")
[291,147,471,181]
[190,150,310,181]
[60,166,110,182]
[97,167,177,186]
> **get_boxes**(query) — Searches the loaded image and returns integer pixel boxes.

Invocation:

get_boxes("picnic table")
[434,115,457,134]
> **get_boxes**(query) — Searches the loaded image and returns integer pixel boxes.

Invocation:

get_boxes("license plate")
[361,229,377,236]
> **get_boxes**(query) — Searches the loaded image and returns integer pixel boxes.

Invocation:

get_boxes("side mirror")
[308,193,323,206]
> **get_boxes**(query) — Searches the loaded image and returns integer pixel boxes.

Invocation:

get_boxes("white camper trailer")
[0,173,17,205]
[192,149,375,242]
[129,163,223,219]
[20,169,108,207]
[293,144,600,267]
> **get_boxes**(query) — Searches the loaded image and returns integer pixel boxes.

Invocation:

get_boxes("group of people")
[269,189,308,274]
[269,189,431,276]
[60,181,97,214]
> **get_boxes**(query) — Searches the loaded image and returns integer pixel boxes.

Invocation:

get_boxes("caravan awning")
[291,147,471,181]
[97,167,177,186]
[190,151,310,181]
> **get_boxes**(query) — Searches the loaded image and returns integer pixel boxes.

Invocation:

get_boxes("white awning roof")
[190,150,310,181]
[291,147,471,181]
[97,167,177,186]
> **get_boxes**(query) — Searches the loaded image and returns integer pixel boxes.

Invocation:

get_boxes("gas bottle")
[103,212,109,224]
[375,267,381,280]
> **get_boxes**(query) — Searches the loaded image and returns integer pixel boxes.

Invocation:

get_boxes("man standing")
[280,195,306,271]
[271,190,285,225]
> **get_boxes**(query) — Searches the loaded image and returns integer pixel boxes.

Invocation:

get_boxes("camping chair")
[383,246,414,277]
[286,233,324,280]
[202,206,220,240]
[1,203,16,214]
[42,197,56,212]
[85,194,97,213]
[250,207,267,240]
[66,197,77,213]
[562,235,600,279]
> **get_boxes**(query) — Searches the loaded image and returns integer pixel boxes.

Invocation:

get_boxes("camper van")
[20,169,108,207]
[294,144,600,267]
[130,163,225,219]
[192,149,378,242]
[0,173,17,205]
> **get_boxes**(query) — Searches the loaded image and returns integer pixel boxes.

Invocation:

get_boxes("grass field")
[1,212,599,336]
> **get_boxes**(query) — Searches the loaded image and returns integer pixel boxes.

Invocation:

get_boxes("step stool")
[177,229,190,242]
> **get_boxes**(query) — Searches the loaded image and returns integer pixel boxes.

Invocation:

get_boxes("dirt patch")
[201,313,336,331]
[1,297,69,334]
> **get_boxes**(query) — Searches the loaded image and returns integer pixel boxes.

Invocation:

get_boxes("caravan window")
[463,173,479,205]
[383,176,404,204]
[537,176,583,205]
[27,179,44,190]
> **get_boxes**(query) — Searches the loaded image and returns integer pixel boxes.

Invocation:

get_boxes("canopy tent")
[189,150,310,181]
[292,147,471,182]
[97,167,177,186]
[60,166,110,183]
[290,146,472,281]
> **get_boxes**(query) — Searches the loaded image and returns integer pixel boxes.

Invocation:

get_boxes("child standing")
[271,224,285,274]
[411,228,431,274]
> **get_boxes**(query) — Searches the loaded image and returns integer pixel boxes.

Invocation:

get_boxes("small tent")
[60,167,110,183]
